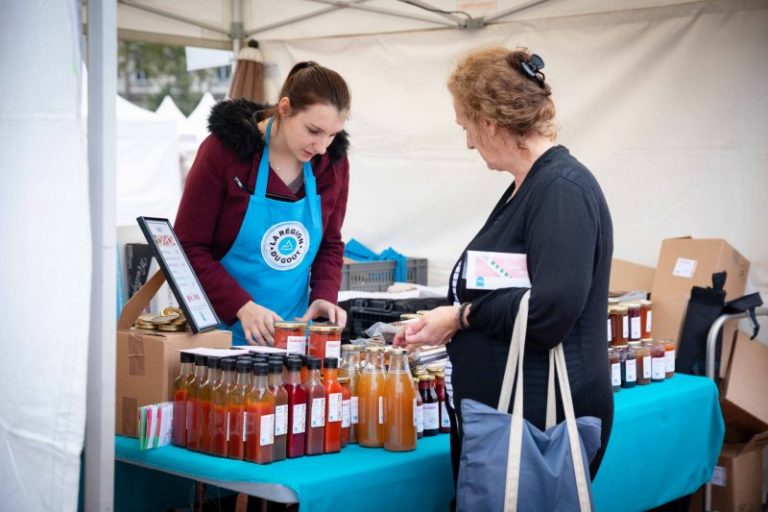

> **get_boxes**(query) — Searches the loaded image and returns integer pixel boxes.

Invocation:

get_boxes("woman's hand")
[393,305,461,350]
[297,299,347,327]
[236,301,283,346]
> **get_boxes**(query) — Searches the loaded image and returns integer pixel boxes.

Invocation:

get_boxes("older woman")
[395,47,614,483]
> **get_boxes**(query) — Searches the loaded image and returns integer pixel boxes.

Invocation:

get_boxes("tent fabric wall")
[259,0,768,304]
[0,1,90,511]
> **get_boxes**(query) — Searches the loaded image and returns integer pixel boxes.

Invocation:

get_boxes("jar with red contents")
[608,348,620,392]
[609,306,628,347]
[639,300,653,339]
[661,338,676,379]
[274,321,307,355]
[626,303,642,341]
[646,339,666,383]
[308,324,343,369]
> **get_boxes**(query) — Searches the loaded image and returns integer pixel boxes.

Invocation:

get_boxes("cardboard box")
[610,258,655,294]
[650,238,749,341]
[721,329,768,435]
[116,271,231,437]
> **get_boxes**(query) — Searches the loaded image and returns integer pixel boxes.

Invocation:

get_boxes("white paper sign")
[672,257,698,278]
[465,251,531,290]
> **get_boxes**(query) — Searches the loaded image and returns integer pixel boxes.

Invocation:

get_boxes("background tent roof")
[184,91,216,143]
[155,94,186,121]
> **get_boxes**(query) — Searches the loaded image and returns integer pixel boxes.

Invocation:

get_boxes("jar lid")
[639,299,652,305]
[627,341,641,346]
[608,298,620,305]
[308,323,343,333]
[366,346,382,353]
[338,376,350,384]
[274,321,307,329]
[342,344,362,352]
[614,306,629,313]
[426,363,443,373]
[640,338,654,342]
[625,302,641,310]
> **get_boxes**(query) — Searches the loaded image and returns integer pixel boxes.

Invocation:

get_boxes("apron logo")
[261,221,310,270]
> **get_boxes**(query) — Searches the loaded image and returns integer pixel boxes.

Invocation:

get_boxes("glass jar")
[606,307,613,345]
[273,321,307,355]
[610,306,628,347]
[647,339,666,383]
[608,348,620,393]
[639,300,653,339]
[626,303,641,341]
[629,341,651,385]
[662,339,676,379]
[308,324,343,368]
[619,345,636,388]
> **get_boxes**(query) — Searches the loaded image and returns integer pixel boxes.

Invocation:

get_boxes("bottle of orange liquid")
[339,376,351,448]
[357,347,386,447]
[199,356,221,454]
[323,357,343,453]
[245,362,275,464]
[340,345,361,444]
[185,354,207,451]
[172,352,194,447]
[384,348,417,452]
[211,358,236,457]
[304,357,326,455]
[227,360,250,460]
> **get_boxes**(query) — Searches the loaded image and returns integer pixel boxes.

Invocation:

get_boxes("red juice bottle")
[211,358,236,457]
[304,357,326,455]
[434,370,451,434]
[420,375,439,437]
[199,356,221,454]
[245,362,274,464]
[227,360,250,460]
[269,358,288,462]
[185,354,207,450]
[284,357,307,458]
[172,352,194,447]
[323,357,343,453]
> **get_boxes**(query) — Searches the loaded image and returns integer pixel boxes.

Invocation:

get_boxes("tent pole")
[306,0,457,28]
[231,0,243,56]
[86,0,117,510]
[118,0,230,36]
[484,0,550,23]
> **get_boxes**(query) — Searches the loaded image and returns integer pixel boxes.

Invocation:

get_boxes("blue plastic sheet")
[344,238,408,283]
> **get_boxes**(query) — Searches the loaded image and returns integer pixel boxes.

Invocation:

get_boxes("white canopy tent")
[2,1,766,511]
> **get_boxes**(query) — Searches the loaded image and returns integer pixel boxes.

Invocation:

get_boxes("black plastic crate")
[344,297,450,339]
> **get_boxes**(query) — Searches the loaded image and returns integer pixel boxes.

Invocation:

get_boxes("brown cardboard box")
[610,258,655,293]
[711,432,768,512]
[116,271,231,437]
[650,238,749,342]
[720,329,768,435]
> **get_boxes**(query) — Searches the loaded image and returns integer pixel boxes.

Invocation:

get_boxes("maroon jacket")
[174,99,350,324]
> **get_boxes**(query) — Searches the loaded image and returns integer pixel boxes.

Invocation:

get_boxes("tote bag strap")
[501,290,592,512]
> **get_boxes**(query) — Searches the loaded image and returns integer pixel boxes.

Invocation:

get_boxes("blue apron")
[220,117,323,345]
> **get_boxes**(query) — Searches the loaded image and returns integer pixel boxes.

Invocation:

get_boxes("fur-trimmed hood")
[207,98,349,164]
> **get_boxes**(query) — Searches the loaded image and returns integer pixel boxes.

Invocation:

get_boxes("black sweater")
[447,145,614,472]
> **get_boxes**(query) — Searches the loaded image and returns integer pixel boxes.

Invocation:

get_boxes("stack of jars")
[608,338,676,393]
[171,342,432,463]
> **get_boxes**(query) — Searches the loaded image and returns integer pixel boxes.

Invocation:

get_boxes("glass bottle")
[414,378,424,439]
[340,344,362,444]
[619,346,636,389]
[384,348,417,452]
[663,339,676,379]
[323,357,343,453]
[629,341,651,385]
[609,307,627,347]
[304,357,326,455]
[273,321,308,355]
[639,300,653,339]
[245,362,274,464]
[608,348,620,393]
[227,360,250,460]
[267,359,288,462]
[185,354,207,451]
[172,351,194,447]
[358,347,386,447]
[284,357,307,458]
[199,356,221,453]
[420,375,439,436]
[339,376,351,448]
[648,339,666,383]
[211,358,236,457]
[308,324,343,370]
[627,303,642,341]
[429,367,450,434]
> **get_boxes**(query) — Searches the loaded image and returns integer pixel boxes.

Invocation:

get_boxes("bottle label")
[342,399,351,428]
[630,317,641,340]
[646,311,653,333]
[611,363,620,386]
[622,316,628,338]
[413,399,417,427]
[416,404,424,433]
[424,403,439,430]
[328,393,343,422]
[292,403,306,434]
[440,402,450,428]
[652,357,665,380]
[225,411,231,442]
[643,356,651,379]
[351,396,359,424]
[286,336,307,355]
[625,359,637,382]
[260,414,274,446]
[242,411,247,442]
[275,405,288,436]
[378,396,384,425]
[665,350,675,373]
[311,397,326,428]
[607,319,612,342]
[325,340,341,360]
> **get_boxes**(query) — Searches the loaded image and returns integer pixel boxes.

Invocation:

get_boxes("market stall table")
[116,373,723,511]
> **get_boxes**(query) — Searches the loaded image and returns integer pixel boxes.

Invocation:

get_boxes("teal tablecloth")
[116,373,723,512]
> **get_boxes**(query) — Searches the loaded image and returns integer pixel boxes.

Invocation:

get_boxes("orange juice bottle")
[172,352,194,447]
[211,358,236,457]
[185,354,207,451]
[226,360,250,460]
[384,348,416,452]
[245,362,275,464]
[357,347,386,447]
[340,345,361,444]
[199,356,221,453]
